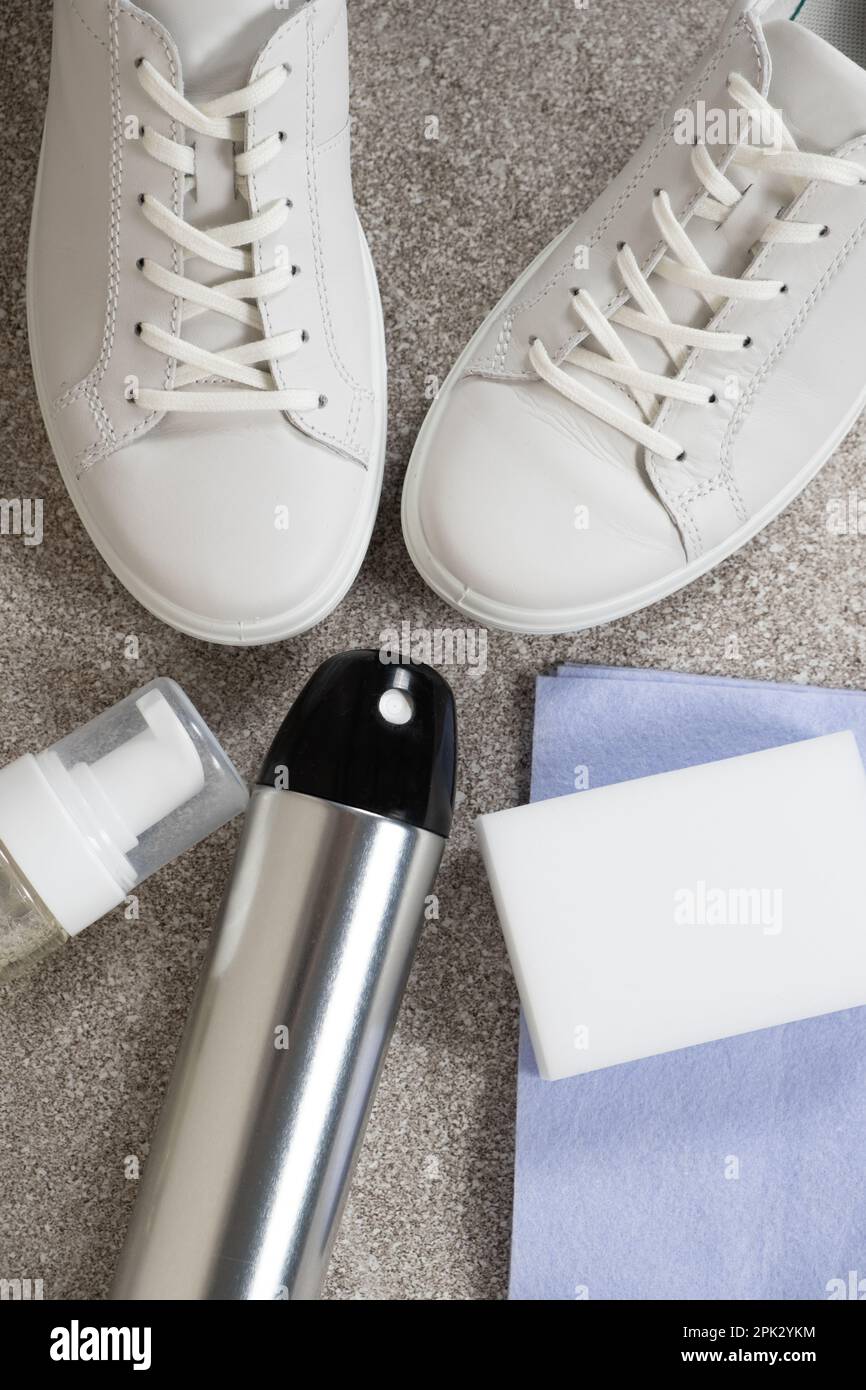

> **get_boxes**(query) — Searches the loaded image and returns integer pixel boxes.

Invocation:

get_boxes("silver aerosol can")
[112,650,457,1301]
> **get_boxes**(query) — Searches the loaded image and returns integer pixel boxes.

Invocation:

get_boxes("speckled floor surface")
[0,0,864,1302]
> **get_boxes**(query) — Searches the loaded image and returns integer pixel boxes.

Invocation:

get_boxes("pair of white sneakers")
[29,0,866,645]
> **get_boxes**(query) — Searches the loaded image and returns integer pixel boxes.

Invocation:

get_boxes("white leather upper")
[466,3,769,381]
[30,0,385,641]
[404,0,866,625]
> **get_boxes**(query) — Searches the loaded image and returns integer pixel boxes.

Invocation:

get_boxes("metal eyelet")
[134,322,143,336]
[676,449,687,462]
[742,335,753,348]
[136,258,145,271]
[318,394,328,409]
[301,330,310,343]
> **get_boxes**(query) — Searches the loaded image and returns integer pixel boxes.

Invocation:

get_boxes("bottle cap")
[0,679,248,936]
[257,650,457,838]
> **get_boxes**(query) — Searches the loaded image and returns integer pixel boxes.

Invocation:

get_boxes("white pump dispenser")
[0,679,247,979]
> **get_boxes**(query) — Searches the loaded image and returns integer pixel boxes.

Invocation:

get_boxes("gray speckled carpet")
[1,0,864,1301]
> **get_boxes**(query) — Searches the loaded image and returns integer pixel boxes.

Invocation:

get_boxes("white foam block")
[476,732,866,1081]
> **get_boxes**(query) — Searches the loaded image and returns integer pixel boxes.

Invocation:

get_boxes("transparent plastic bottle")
[0,841,65,980]
[0,679,248,981]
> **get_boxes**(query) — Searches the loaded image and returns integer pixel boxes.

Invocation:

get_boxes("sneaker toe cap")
[405,377,686,628]
[79,415,376,642]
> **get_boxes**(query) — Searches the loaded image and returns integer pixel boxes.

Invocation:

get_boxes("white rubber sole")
[402,232,866,637]
[28,156,387,647]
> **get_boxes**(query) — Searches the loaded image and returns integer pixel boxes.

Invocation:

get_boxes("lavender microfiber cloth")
[511,665,866,1301]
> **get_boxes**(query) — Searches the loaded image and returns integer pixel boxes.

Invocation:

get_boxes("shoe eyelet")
[291,264,300,277]
[134,56,145,69]
[820,225,830,237]
[134,322,143,336]
[528,334,538,346]
[708,393,717,404]
[676,449,687,462]
[570,287,580,297]
[285,198,293,209]
[779,283,789,294]
[138,193,146,206]
[301,329,310,343]
[284,63,292,76]
[318,394,328,409]
[742,335,753,348]
[278,131,288,143]
[136,258,145,271]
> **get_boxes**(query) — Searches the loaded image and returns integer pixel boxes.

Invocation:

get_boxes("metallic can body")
[112,787,445,1301]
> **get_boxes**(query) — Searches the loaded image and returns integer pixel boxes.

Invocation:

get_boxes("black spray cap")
[258,650,457,838]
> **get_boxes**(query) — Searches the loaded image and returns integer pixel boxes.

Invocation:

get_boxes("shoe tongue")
[143,0,295,97]
[765,18,866,152]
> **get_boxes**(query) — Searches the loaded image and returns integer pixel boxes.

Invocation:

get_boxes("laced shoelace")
[530,74,865,462]
[130,58,322,415]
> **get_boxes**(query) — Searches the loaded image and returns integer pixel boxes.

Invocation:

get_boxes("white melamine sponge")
[476,732,866,1080]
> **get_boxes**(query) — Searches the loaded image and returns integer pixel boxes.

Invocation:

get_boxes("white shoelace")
[530,74,864,462]
[130,59,322,415]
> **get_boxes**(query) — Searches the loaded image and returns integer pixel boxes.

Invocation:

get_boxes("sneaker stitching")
[720,210,866,475]
[71,7,182,470]
[304,15,371,414]
[69,0,108,50]
[646,139,866,530]
[56,2,181,470]
[250,10,370,462]
[653,193,866,552]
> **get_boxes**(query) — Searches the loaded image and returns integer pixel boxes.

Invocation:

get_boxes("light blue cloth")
[511,665,866,1301]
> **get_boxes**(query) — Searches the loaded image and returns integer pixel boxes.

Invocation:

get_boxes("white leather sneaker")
[402,0,866,635]
[29,0,385,645]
